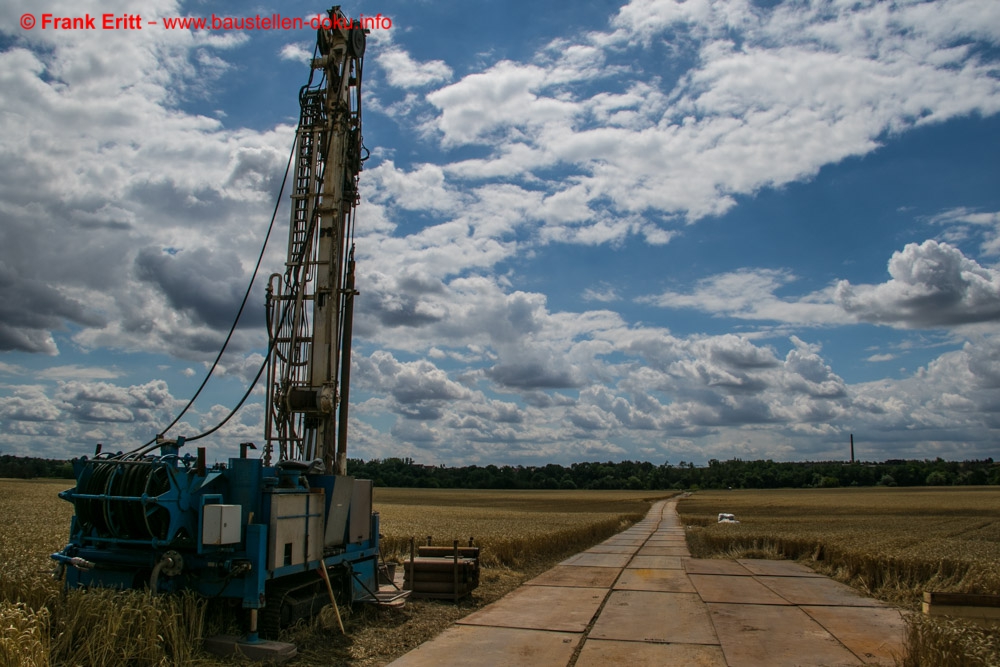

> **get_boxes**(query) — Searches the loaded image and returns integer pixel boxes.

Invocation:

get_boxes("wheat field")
[375,487,658,568]
[0,479,662,666]
[678,486,1000,667]
[8,478,997,666]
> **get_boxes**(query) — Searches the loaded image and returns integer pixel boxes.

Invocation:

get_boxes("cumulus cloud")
[0,387,62,422]
[377,47,453,89]
[0,0,290,358]
[642,241,1000,333]
[2,0,1000,465]
[644,268,842,324]
[0,261,105,354]
[380,0,1000,240]
[279,42,313,63]
[355,351,471,421]
[0,373,265,458]
[134,247,250,330]
[850,335,1000,446]
[835,241,1000,328]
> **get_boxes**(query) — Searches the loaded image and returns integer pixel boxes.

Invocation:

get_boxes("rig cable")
[181,38,330,444]
[133,139,294,452]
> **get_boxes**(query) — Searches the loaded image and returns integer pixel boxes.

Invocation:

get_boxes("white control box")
[202,504,242,545]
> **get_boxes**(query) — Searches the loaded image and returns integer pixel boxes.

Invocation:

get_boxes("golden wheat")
[375,488,658,568]
[901,615,1000,667]
[678,487,1000,606]
[0,479,207,667]
[0,601,50,667]
[51,589,205,666]
[679,486,1000,666]
[0,479,666,666]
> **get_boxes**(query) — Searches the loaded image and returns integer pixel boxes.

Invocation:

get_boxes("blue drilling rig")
[50,7,396,652]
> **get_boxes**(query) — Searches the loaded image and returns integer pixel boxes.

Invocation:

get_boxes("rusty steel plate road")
[583,543,640,554]
[560,552,632,568]
[388,625,580,667]
[685,558,754,576]
[614,567,697,593]
[526,565,621,589]
[589,590,721,644]
[707,602,865,667]
[736,558,825,577]
[628,554,685,569]
[457,585,606,633]
[575,639,727,667]
[757,575,887,607]
[387,498,905,667]
[689,574,793,605]
[802,605,907,665]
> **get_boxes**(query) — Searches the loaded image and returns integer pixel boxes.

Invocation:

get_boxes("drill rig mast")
[52,8,394,648]
[265,11,365,475]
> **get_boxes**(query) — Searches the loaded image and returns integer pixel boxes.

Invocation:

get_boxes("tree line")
[345,456,998,490]
[0,455,74,480]
[1,453,996,489]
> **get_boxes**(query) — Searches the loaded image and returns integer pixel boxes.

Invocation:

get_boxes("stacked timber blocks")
[923,592,1000,628]
[404,537,480,601]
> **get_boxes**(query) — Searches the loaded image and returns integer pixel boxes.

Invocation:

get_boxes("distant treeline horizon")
[3,453,997,490]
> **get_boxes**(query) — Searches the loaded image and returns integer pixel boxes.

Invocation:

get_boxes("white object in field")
[717,513,739,523]
[202,504,242,545]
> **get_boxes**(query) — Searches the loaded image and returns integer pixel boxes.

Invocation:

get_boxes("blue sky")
[1,0,1000,466]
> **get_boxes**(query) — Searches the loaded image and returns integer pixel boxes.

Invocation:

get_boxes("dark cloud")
[0,261,104,353]
[487,359,584,389]
[125,180,228,225]
[709,338,780,369]
[362,272,447,329]
[134,246,249,330]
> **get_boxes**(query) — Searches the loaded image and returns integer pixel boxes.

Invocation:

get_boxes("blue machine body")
[52,437,380,621]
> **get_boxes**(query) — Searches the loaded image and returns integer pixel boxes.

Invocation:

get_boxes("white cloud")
[377,47,453,89]
[0,0,291,357]
[929,207,1000,256]
[279,42,313,63]
[0,387,62,422]
[835,241,1000,328]
[2,0,1000,466]
[644,268,842,324]
[394,0,1000,241]
[583,283,620,303]
[642,241,1000,332]
[426,61,577,146]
